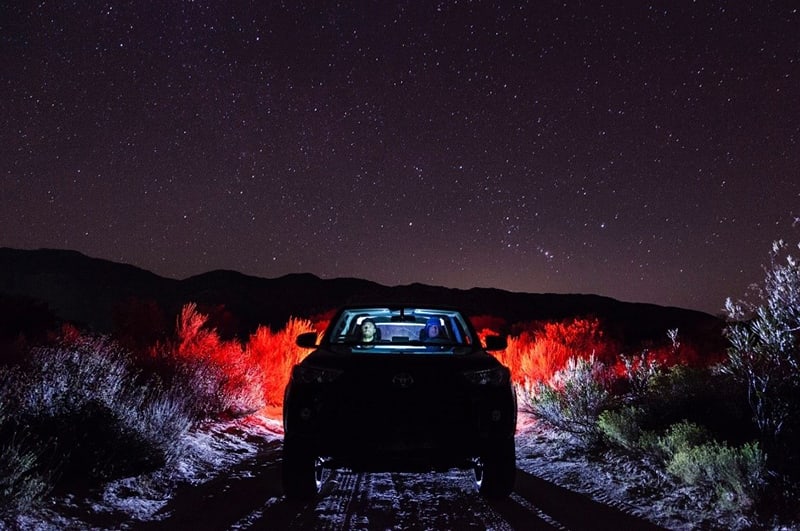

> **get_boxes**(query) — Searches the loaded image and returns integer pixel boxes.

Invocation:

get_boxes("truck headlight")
[293,365,343,384]
[462,367,508,386]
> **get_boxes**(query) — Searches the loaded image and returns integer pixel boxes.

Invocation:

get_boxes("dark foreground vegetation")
[1,241,799,528]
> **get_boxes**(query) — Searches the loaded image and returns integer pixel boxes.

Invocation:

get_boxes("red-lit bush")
[132,304,318,415]
[247,317,315,407]
[306,309,335,337]
[173,303,263,415]
[492,317,617,387]
[116,303,719,421]
[625,329,704,368]
[141,304,257,417]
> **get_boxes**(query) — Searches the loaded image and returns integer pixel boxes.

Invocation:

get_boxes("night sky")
[2,2,798,315]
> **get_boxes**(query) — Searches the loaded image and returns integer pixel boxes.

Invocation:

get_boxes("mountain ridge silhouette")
[0,247,723,348]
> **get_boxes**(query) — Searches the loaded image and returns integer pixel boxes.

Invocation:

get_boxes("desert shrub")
[528,355,614,445]
[0,435,49,517]
[613,361,751,446]
[115,380,194,468]
[722,240,800,461]
[666,440,766,508]
[603,332,727,450]
[662,328,707,367]
[639,364,710,427]
[14,336,134,416]
[655,420,712,462]
[247,317,315,407]
[0,396,50,517]
[153,303,263,417]
[217,356,265,416]
[597,406,646,452]
[647,359,704,399]
[618,350,662,401]
[495,317,618,404]
[5,335,193,487]
[598,414,711,461]
[141,305,316,413]
[597,409,766,509]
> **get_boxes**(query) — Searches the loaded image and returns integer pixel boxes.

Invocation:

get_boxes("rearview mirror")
[483,335,507,351]
[296,332,318,348]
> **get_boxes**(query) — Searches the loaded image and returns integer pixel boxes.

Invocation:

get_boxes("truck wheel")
[474,438,516,498]
[282,438,318,500]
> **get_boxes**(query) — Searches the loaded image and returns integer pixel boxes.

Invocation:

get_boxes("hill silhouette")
[0,247,723,348]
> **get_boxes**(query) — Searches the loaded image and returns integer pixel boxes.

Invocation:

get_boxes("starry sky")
[2,2,798,315]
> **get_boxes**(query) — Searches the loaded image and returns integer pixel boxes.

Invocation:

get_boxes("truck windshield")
[326,307,475,354]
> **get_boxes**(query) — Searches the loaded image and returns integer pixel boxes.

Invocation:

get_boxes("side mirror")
[483,335,507,351]
[296,332,318,348]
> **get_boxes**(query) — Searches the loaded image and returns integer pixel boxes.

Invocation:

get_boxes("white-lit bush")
[723,240,800,445]
[6,336,193,484]
[620,350,662,401]
[528,354,613,445]
[0,396,50,517]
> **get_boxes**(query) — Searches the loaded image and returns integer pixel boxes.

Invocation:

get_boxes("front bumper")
[284,385,516,471]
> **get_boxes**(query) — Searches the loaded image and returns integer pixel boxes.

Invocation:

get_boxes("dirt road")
[134,441,665,531]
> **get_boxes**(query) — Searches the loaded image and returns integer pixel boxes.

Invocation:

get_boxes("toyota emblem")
[392,372,414,389]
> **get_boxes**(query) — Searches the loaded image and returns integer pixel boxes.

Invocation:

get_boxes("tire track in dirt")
[276,467,554,530]
[265,467,667,530]
[511,469,668,531]
[132,442,666,530]
[299,469,486,529]
[131,440,288,531]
